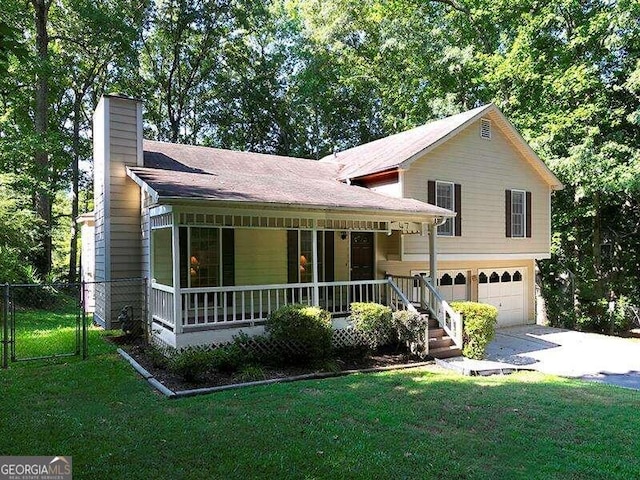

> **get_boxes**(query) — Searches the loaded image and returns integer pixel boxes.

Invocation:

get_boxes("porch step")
[429,345,463,359]
[429,328,445,338]
[427,325,462,359]
[428,336,455,350]
[427,317,439,328]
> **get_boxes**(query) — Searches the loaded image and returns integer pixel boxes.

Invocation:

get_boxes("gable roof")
[321,104,563,190]
[128,140,455,217]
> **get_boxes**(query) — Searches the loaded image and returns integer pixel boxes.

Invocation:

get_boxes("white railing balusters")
[174,280,386,328]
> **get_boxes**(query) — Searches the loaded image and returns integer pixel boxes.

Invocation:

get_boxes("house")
[86,94,562,356]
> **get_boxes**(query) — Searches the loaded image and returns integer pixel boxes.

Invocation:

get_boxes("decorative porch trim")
[176,211,394,232]
[400,253,551,261]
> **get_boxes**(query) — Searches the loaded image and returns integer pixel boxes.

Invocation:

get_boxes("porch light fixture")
[340,231,348,240]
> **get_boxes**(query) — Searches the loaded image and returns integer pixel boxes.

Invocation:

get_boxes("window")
[436,181,454,236]
[178,227,234,288]
[287,231,335,284]
[506,189,531,238]
[189,228,219,287]
[440,273,453,286]
[428,180,461,236]
[511,190,525,238]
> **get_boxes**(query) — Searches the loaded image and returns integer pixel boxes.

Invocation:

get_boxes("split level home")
[84,94,562,356]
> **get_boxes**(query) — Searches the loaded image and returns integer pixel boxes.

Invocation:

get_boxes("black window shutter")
[325,232,335,282]
[179,227,188,288]
[455,183,462,236]
[505,189,512,237]
[287,230,298,283]
[427,180,436,205]
[221,228,235,286]
[526,191,532,238]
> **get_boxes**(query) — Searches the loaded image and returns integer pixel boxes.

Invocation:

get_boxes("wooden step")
[427,317,438,328]
[429,345,462,359]
[428,336,454,349]
[429,328,445,338]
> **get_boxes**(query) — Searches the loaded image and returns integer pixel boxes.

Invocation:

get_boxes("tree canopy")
[1,0,639,329]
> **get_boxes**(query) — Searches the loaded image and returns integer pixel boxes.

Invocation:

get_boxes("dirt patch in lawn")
[108,336,431,392]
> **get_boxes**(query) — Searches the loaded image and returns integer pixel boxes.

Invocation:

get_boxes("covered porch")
[148,204,451,348]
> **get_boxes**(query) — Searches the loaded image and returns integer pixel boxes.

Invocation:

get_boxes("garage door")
[410,270,470,303]
[478,268,526,327]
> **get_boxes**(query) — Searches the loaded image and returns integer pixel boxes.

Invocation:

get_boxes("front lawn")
[1,309,639,479]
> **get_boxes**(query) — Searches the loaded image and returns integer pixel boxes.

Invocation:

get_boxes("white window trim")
[436,180,455,237]
[511,189,526,238]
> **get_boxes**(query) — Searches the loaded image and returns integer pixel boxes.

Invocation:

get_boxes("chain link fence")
[1,278,147,368]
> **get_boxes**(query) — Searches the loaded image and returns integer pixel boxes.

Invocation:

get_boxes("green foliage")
[235,365,266,383]
[208,344,245,374]
[392,309,429,358]
[265,304,333,364]
[350,302,394,348]
[451,301,498,360]
[575,295,636,336]
[145,344,169,369]
[168,349,215,383]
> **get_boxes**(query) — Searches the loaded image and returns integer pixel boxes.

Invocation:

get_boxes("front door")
[351,232,374,280]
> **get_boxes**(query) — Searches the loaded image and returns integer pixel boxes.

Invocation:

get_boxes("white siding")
[93,95,144,327]
[403,116,550,257]
[235,229,288,285]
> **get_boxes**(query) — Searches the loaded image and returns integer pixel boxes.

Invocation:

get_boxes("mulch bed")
[108,336,431,392]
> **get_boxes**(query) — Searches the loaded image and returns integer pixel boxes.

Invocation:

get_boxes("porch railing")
[386,279,419,315]
[416,275,463,349]
[150,282,175,327]
[176,279,388,328]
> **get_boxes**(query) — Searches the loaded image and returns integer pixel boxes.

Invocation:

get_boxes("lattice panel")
[157,327,370,356]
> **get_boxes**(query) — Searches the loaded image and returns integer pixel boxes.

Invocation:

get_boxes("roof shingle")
[130,140,455,217]
[321,104,492,179]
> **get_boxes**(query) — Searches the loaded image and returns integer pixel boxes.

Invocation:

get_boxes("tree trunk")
[68,96,81,283]
[592,192,603,299]
[32,0,53,277]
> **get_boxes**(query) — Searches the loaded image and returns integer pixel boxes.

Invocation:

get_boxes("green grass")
[1,309,640,479]
[8,300,111,360]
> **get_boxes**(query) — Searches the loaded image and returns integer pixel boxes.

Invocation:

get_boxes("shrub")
[209,344,245,373]
[235,365,266,383]
[575,296,635,335]
[145,343,169,369]
[451,301,498,360]
[167,349,214,383]
[349,302,394,348]
[265,304,333,364]
[392,309,429,358]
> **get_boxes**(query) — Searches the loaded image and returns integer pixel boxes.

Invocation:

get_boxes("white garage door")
[410,270,470,303]
[478,268,526,327]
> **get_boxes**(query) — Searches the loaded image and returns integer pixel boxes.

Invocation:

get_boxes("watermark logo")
[0,456,72,480]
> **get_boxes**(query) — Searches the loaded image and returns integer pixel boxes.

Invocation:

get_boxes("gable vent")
[480,118,491,140]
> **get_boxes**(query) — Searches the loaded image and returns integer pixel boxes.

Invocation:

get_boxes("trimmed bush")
[167,349,214,383]
[392,309,429,358]
[265,304,333,364]
[451,301,498,359]
[350,302,394,348]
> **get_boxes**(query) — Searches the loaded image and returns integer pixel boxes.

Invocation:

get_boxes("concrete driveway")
[486,325,640,390]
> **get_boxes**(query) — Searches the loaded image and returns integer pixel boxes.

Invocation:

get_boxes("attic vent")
[480,118,491,140]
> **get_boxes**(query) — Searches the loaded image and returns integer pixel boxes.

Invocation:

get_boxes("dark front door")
[351,232,374,280]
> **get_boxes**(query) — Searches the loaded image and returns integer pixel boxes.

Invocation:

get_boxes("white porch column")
[429,221,437,309]
[172,214,183,334]
[312,221,320,306]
